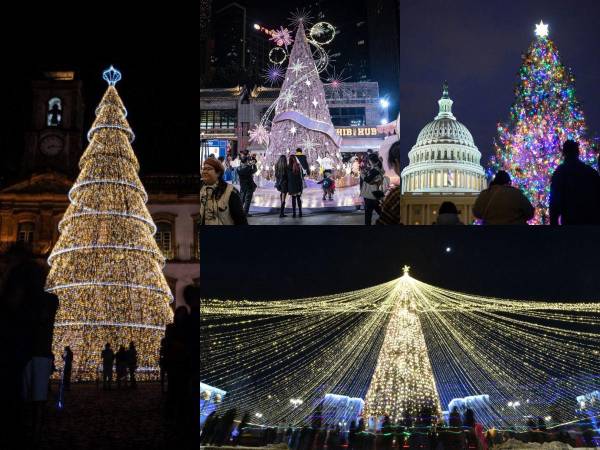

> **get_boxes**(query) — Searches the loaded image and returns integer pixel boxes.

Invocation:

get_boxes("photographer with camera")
[360,153,385,225]
[237,151,258,217]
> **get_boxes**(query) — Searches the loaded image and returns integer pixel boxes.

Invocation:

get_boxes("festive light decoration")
[202,269,600,429]
[249,124,270,146]
[261,20,342,176]
[263,64,285,86]
[268,47,288,65]
[490,22,596,224]
[46,67,174,380]
[309,22,336,45]
[270,26,294,47]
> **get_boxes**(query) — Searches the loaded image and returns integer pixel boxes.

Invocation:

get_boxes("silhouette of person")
[473,170,534,224]
[127,341,137,388]
[101,343,115,390]
[115,345,128,389]
[550,139,600,225]
[62,346,73,391]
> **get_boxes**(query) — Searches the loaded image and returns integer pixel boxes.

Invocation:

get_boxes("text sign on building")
[335,127,384,138]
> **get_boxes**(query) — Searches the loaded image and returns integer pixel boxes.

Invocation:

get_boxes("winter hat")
[203,157,225,176]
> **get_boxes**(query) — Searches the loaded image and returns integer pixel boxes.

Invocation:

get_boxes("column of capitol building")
[400,82,487,224]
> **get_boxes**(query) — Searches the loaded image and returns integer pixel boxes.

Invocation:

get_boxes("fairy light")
[202,270,600,429]
[46,67,174,380]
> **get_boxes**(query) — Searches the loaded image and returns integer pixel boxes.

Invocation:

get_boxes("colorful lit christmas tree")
[46,66,173,380]
[261,22,342,175]
[490,21,596,224]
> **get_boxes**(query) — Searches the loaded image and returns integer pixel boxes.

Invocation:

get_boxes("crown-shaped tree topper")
[102,65,122,86]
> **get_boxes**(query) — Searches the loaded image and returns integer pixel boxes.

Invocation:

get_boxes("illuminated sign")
[335,127,383,138]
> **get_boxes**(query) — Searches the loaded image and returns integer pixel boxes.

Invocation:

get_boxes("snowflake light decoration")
[270,26,294,48]
[302,137,318,153]
[279,89,296,108]
[289,60,306,76]
[249,124,270,146]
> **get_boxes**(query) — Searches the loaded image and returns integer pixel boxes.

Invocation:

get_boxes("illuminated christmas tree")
[262,22,342,175]
[363,266,441,421]
[491,21,596,224]
[46,66,173,380]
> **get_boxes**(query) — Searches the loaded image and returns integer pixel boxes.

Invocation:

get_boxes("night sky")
[400,0,600,167]
[200,227,600,302]
[1,3,198,181]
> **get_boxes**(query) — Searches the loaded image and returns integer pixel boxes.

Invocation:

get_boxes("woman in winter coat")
[200,157,247,225]
[274,155,289,218]
[360,153,384,225]
[287,154,304,218]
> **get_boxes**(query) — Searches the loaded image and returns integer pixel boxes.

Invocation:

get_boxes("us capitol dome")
[401,82,486,194]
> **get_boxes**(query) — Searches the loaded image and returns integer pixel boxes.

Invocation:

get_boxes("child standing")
[318,170,335,201]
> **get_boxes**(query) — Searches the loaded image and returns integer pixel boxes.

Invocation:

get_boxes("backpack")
[322,178,333,189]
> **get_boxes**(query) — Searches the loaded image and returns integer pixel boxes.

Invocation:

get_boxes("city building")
[0,71,199,306]
[400,83,487,224]
[200,81,388,162]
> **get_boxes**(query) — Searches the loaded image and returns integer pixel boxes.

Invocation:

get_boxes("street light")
[380,98,390,109]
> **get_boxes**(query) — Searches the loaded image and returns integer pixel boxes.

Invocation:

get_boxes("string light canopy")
[46,66,174,380]
[201,270,600,429]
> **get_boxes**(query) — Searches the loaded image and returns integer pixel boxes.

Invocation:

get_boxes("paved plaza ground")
[248,210,376,225]
[37,382,174,449]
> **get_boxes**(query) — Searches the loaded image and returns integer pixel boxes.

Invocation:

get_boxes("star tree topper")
[535,20,549,38]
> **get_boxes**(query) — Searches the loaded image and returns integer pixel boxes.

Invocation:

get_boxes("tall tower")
[23,71,84,176]
[363,267,441,422]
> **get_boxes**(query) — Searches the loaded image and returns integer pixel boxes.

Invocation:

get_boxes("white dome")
[401,82,487,194]
[415,118,475,148]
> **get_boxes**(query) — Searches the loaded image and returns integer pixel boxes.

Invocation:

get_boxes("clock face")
[40,135,64,156]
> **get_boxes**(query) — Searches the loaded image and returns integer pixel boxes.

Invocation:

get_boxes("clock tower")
[23,71,84,176]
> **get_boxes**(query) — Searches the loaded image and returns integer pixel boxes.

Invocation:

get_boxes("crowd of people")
[200,405,599,449]
[0,242,200,448]
[200,139,600,226]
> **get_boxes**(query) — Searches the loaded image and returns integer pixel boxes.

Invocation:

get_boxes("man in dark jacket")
[295,148,310,175]
[237,154,258,216]
[550,140,600,225]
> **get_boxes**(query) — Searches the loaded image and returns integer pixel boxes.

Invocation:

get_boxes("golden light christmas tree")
[46,66,173,380]
[363,266,441,421]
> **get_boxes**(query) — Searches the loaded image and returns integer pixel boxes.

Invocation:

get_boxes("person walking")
[237,153,258,217]
[101,343,115,390]
[274,155,289,218]
[360,153,385,225]
[115,345,128,389]
[200,157,247,225]
[550,140,600,225]
[62,346,73,391]
[287,154,304,218]
[127,341,138,389]
[473,170,535,225]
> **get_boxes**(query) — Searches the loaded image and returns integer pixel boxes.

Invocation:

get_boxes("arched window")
[47,97,63,127]
[155,221,173,259]
[17,222,35,243]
